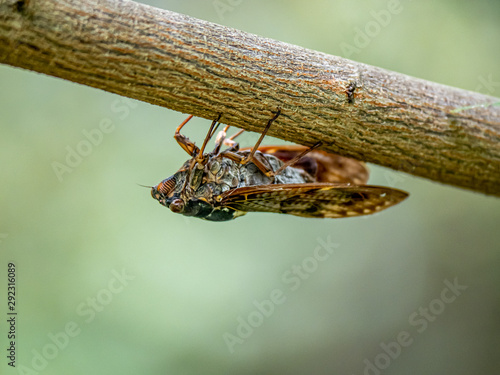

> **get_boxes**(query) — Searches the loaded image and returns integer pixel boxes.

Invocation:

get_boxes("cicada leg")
[268,141,322,177]
[213,124,231,154]
[214,127,245,154]
[242,109,281,165]
[218,110,281,177]
[173,114,222,162]
[173,115,199,156]
[196,114,222,164]
[224,129,245,148]
[220,110,321,179]
[220,148,274,177]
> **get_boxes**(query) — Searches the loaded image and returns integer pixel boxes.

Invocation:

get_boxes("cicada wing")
[218,183,408,218]
[241,145,369,184]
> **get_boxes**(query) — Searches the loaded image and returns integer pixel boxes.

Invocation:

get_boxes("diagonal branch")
[1,0,499,195]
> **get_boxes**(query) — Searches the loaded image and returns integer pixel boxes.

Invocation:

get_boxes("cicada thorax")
[183,151,313,201]
[234,150,315,186]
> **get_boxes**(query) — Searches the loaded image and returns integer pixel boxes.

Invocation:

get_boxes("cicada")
[150,110,408,221]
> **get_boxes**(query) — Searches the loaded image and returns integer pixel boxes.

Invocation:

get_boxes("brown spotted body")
[151,111,408,221]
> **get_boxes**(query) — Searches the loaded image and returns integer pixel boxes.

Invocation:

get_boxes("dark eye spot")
[169,199,185,213]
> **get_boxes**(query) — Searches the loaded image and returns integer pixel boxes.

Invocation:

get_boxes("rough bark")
[1,0,499,195]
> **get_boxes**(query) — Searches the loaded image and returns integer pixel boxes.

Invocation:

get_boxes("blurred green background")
[1,0,499,374]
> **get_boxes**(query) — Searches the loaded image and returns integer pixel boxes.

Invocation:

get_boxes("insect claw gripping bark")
[151,111,408,221]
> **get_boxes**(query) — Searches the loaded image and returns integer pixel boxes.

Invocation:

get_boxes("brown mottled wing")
[241,145,369,184]
[218,183,408,218]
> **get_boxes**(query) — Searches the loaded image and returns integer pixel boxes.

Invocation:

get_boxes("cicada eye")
[156,177,176,196]
[169,198,185,213]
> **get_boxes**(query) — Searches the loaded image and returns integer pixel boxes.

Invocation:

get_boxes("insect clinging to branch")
[150,110,408,221]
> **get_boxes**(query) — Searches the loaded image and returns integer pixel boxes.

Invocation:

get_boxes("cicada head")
[151,175,183,211]
[151,164,241,221]
[151,171,211,218]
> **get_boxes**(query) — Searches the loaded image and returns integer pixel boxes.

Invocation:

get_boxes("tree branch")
[1,0,499,195]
